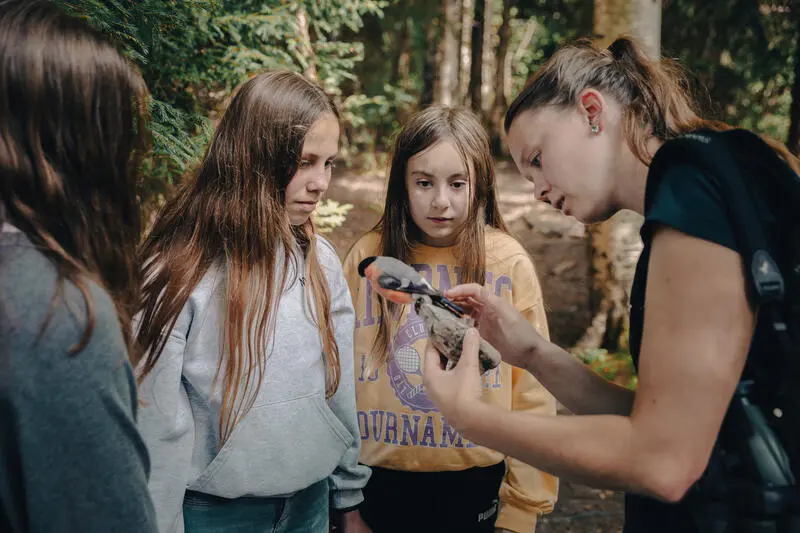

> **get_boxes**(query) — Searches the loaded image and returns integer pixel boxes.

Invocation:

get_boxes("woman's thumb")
[456,328,481,374]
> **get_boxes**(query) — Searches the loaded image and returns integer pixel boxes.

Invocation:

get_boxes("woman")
[421,36,799,533]
[0,1,156,532]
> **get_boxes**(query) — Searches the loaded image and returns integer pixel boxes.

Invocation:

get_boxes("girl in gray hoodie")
[134,71,370,533]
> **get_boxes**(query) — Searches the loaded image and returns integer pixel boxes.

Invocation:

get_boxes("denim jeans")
[183,479,329,533]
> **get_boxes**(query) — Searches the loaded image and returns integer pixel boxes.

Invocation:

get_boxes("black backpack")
[649,128,800,532]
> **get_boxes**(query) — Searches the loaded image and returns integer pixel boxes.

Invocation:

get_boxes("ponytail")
[505,35,800,172]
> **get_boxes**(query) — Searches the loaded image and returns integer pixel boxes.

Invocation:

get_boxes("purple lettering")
[384,412,399,444]
[358,411,369,440]
[436,265,454,292]
[495,275,512,298]
[370,410,385,442]
[400,414,421,446]
[413,264,433,285]
[439,417,465,448]
[420,416,437,448]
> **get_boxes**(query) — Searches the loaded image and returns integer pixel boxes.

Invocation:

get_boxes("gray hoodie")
[137,236,369,533]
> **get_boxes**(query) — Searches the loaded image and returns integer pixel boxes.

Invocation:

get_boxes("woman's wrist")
[448,399,494,440]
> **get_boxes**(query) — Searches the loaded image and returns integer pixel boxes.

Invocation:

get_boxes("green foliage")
[574,347,638,390]
[59,0,386,212]
[56,0,798,212]
[510,0,593,97]
[312,200,354,233]
[662,0,797,140]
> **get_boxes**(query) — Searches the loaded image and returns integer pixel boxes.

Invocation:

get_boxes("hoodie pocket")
[189,393,354,499]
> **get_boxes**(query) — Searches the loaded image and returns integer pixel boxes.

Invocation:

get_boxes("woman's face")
[506,94,621,224]
[284,112,340,225]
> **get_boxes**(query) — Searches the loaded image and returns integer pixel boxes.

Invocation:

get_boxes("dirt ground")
[324,160,625,532]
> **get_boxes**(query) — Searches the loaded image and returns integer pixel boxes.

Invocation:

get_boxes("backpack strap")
[649,130,798,369]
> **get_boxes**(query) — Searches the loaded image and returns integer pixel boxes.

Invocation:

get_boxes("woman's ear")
[578,88,606,133]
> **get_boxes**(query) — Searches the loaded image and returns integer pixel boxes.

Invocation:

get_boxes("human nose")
[431,184,450,209]
[306,165,330,194]
[533,179,551,203]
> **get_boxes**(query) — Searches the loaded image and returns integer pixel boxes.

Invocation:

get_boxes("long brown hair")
[505,36,799,173]
[0,0,149,356]
[371,105,507,366]
[136,71,341,443]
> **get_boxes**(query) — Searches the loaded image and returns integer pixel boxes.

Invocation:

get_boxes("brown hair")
[135,71,341,443]
[370,105,507,366]
[0,0,150,356]
[505,36,799,172]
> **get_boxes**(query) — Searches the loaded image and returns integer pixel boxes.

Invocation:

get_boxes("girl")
[423,37,800,533]
[134,71,370,533]
[0,1,157,532]
[341,106,558,533]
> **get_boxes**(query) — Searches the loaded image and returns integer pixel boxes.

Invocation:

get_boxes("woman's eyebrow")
[410,170,435,178]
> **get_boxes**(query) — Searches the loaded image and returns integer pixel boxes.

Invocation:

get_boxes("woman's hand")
[445,284,547,370]
[422,329,488,430]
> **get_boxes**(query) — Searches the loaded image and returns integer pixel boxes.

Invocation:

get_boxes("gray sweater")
[0,228,157,533]
[137,236,369,533]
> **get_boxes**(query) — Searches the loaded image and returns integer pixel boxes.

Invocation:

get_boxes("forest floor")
[324,159,626,532]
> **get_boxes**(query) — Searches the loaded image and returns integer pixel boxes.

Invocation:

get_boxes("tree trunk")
[788,13,800,155]
[391,17,412,91]
[421,20,439,107]
[490,0,513,154]
[435,0,461,105]
[296,6,317,80]
[481,0,496,117]
[458,0,474,104]
[593,0,661,56]
[579,0,661,352]
[468,0,485,114]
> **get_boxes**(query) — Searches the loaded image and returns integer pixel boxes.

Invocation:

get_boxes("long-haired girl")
[342,106,558,533]
[135,70,369,533]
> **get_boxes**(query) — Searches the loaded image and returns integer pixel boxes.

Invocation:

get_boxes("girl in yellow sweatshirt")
[341,105,558,533]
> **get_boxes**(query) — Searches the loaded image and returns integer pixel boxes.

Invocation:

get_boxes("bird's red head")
[358,256,415,305]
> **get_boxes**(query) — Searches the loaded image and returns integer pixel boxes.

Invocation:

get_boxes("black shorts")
[359,461,506,533]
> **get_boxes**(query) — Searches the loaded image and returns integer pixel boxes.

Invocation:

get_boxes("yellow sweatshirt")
[342,229,559,533]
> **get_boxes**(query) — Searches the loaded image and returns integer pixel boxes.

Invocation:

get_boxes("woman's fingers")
[444,283,485,300]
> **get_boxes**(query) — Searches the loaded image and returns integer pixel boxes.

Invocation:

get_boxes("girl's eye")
[417,180,432,188]
[325,159,336,169]
[530,152,542,169]
[451,181,467,190]
[300,159,312,168]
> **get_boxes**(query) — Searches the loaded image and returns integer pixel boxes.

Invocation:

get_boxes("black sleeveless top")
[626,159,738,533]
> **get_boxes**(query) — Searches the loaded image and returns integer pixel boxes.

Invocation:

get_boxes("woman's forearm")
[456,402,686,503]
[523,341,635,416]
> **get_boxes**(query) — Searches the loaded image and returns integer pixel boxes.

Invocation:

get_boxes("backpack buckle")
[752,250,785,303]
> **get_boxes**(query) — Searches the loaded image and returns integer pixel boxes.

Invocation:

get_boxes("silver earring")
[590,124,600,134]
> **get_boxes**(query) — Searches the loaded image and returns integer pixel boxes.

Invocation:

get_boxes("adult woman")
[422,35,799,533]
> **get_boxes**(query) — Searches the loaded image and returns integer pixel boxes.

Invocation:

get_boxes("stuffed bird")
[358,256,501,373]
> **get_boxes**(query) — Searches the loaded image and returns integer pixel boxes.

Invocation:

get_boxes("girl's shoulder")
[484,227,530,262]
[342,231,381,264]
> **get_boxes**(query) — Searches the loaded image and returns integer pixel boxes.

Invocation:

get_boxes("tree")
[788,7,800,155]
[59,0,385,213]
[468,0,485,113]
[576,0,660,352]
[489,0,514,154]
[435,0,462,105]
